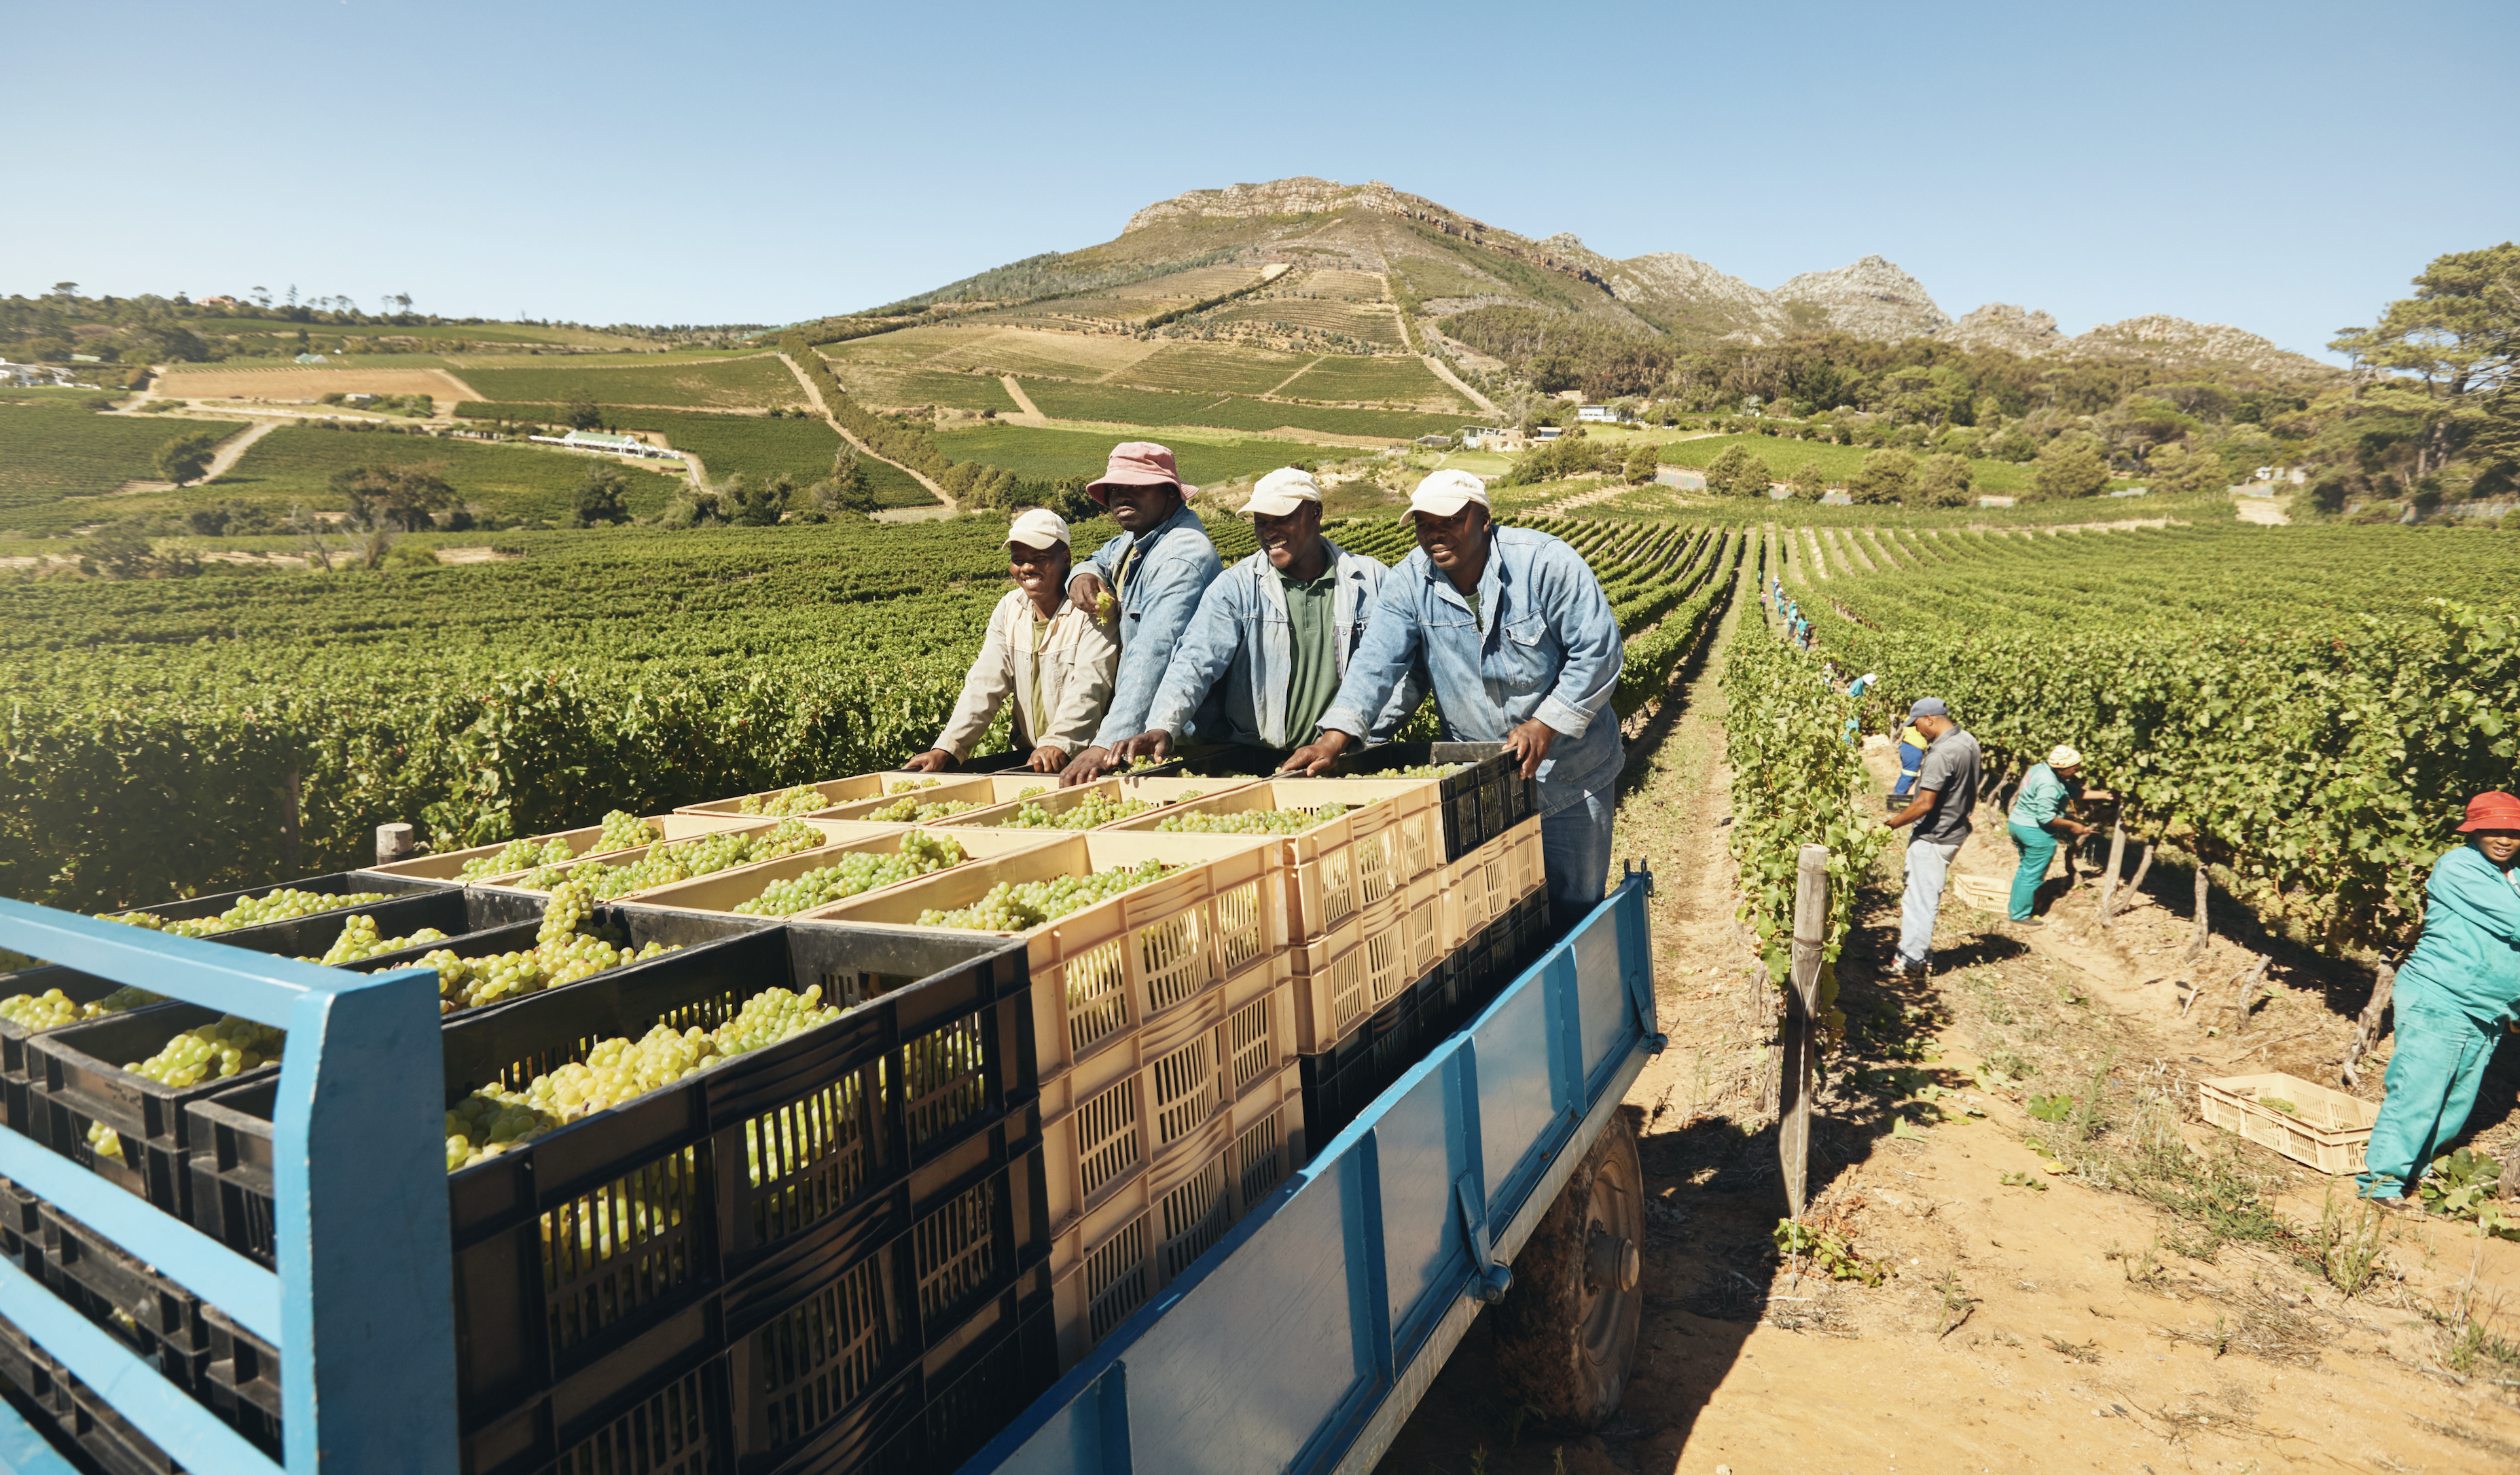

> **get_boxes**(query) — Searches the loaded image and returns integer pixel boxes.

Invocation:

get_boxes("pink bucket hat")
[1087,441,1188,505]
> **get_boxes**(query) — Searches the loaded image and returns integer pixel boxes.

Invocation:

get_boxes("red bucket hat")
[1087,441,1187,506]
[2458,790,2520,832]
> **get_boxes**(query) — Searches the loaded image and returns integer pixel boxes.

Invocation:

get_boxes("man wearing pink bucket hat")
[1058,442,1223,784]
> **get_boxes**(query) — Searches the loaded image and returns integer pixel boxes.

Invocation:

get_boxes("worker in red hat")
[1060,442,1222,784]
[2358,789,2520,1207]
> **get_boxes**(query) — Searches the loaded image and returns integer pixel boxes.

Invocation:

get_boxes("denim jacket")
[1320,526,1625,815]
[1143,541,1423,748]
[1077,503,1223,746]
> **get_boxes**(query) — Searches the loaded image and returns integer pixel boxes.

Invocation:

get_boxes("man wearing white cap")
[1058,441,1223,784]
[2004,744,2095,926]
[1113,467,1421,760]
[902,508,1119,776]
[1282,470,1627,928]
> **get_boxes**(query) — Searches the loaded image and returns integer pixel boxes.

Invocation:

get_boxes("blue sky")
[9,1,2512,360]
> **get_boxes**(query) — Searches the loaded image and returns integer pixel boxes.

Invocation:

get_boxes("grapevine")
[915,861,1174,931]
[731,831,967,915]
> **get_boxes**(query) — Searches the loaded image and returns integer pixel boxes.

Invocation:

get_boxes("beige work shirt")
[933,588,1119,759]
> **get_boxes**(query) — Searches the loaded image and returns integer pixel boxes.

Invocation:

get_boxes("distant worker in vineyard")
[1109,468,1420,763]
[1889,712,1928,811]
[2358,790,2520,1209]
[1058,442,1223,785]
[901,509,1118,776]
[1881,697,1982,978]
[2004,745,2097,926]
[1280,471,1625,928]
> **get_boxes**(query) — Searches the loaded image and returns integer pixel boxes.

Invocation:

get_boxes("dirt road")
[1375,577,2520,1475]
[776,352,955,511]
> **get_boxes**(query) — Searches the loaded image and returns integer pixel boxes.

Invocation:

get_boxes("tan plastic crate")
[1437,819,1543,946]
[365,812,755,881]
[618,826,1060,915]
[1246,786,1443,949]
[1287,877,1442,1055]
[937,776,1257,833]
[1038,953,1296,1230]
[670,772,908,818]
[466,818,876,899]
[799,831,1289,1072]
[1046,1063,1304,1368]
[2199,1072,2379,1175]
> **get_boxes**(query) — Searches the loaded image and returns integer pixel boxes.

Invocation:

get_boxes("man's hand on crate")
[1113,729,1174,765]
[1280,729,1356,776]
[1502,718,1556,780]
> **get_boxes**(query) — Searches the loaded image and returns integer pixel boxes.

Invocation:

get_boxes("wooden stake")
[2183,862,2210,962]
[2098,821,2127,926]
[1780,844,1830,1221]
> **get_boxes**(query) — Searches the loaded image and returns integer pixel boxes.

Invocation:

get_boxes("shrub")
[2032,441,2110,499]
[1917,453,1973,507]
[1848,450,1919,505]
[1704,443,1770,498]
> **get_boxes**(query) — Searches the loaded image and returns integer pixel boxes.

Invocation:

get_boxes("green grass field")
[1119,344,1314,396]
[831,367,1018,413]
[563,407,934,507]
[185,318,651,349]
[935,425,1302,486]
[1274,354,1468,409]
[1655,434,2032,494]
[451,354,805,409]
[0,403,251,526]
[209,426,686,522]
[1015,380,1464,441]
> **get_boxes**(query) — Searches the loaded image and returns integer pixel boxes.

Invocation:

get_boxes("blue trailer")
[0,867,1663,1474]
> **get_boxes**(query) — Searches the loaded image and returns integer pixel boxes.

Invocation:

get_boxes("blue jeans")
[1541,790,1615,929]
[1898,839,1962,969]
[2357,999,2501,1198]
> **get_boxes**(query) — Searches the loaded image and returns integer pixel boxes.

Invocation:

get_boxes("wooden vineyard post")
[375,822,414,866]
[1780,844,1829,1220]
[2097,820,2126,924]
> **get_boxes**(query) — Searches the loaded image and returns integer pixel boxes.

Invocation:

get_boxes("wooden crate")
[670,772,906,818]
[2199,1072,2379,1175]
[672,771,1049,822]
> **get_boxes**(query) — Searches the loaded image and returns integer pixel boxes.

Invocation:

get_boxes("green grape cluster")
[865,795,978,822]
[1094,590,1117,623]
[421,886,674,1013]
[1001,793,1157,831]
[514,823,831,901]
[1122,754,1165,773]
[1155,803,1350,835]
[122,1015,285,1088]
[736,786,831,818]
[596,809,662,852]
[106,888,391,939]
[891,778,940,793]
[1016,786,1047,799]
[88,1121,126,1161]
[459,836,573,882]
[916,861,1174,931]
[732,831,968,915]
[537,882,594,943]
[1386,763,1466,778]
[444,985,840,1171]
[0,989,105,1030]
[306,914,450,966]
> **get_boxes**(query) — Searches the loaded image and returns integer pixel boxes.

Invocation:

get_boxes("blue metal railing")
[0,898,456,1473]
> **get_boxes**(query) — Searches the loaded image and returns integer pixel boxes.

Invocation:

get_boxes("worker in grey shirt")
[1882,697,1982,977]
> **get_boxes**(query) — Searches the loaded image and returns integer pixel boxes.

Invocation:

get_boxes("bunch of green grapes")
[1001,793,1158,831]
[1094,589,1117,623]
[424,886,672,1013]
[916,860,1174,931]
[306,915,451,966]
[732,832,968,915]
[1016,786,1047,799]
[753,818,829,861]
[736,786,831,818]
[88,1121,127,1161]
[122,1016,284,1088]
[107,888,391,939]
[446,985,842,1170]
[1155,803,1350,835]
[0,989,105,1030]
[596,810,661,852]
[537,882,595,943]
[890,778,941,794]
[1122,754,1166,773]
[1386,763,1466,779]
[865,796,978,823]
[459,836,573,882]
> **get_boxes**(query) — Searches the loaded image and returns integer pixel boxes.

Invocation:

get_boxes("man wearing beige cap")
[901,508,1119,776]
[1059,441,1223,784]
[1284,469,1627,928]
[1113,467,1421,759]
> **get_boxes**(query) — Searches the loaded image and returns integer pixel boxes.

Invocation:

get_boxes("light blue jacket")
[1078,502,1223,746]
[1143,541,1423,748]
[1319,526,1625,817]
[2396,842,2520,1025]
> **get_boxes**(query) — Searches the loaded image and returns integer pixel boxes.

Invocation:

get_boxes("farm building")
[1462,427,1522,451]
[1576,404,1629,423]
[1532,426,1564,442]
[529,429,686,460]
[294,352,329,364]
[0,360,77,386]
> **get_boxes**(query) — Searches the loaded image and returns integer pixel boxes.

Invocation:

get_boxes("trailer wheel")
[1490,1111,1644,1427]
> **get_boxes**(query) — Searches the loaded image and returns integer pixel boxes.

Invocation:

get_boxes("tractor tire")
[1490,1110,1645,1428]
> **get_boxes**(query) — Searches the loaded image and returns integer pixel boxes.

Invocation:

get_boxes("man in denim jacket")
[1114,467,1422,759]
[1060,442,1223,784]
[1283,471,1626,926]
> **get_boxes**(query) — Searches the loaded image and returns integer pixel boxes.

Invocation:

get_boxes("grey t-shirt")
[1911,728,1983,847]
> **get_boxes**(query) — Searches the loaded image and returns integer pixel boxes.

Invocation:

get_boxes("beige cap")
[1242,467,1323,517]
[2048,744,2083,769]
[1007,507,1071,550]
[1409,469,1490,517]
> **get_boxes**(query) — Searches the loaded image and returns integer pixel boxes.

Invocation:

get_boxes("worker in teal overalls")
[2358,790,2520,1206]
[2004,745,2096,926]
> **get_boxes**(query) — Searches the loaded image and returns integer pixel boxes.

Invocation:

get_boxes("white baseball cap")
[2048,744,2084,769]
[1241,467,1324,517]
[1409,469,1490,517]
[1006,508,1071,550]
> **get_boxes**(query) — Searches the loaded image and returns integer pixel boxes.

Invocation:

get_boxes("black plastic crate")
[183,923,1044,1451]
[1332,742,1536,862]
[745,1296,1056,1475]
[110,869,458,939]
[23,1002,283,1218]
[0,1283,190,1475]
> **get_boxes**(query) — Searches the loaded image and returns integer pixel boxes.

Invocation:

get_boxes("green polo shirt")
[1282,568,1339,745]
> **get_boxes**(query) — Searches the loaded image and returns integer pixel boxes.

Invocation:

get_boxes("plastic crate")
[363,811,761,883]
[24,1002,286,1218]
[618,826,1060,918]
[2199,1072,2379,1175]
[932,776,1255,833]
[1045,1073,1301,1370]
[180,923,1041,1450]
[798,832,1288,1086]
[1331,742,1538,862]
[1036,951,1297,1234]
[671,771,917,819]
[463,816,878,905]
[1435,818,1544,947]
[101,869,457,934]
[1284,877,1443,1057]
[0,1312,184,1475]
